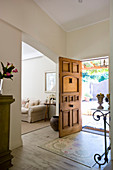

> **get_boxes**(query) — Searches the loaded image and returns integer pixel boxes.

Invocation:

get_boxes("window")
[45,72,56,92]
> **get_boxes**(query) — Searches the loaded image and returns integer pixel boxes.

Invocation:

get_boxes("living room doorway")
[21,42,56,135]
[81,57,109,133]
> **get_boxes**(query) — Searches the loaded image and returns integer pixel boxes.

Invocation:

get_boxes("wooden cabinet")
[0,95,15,169]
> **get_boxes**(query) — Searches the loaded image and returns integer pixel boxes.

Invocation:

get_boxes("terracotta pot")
[50,116,59,131]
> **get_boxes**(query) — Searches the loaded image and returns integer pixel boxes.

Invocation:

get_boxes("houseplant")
[0,62,18,94]
[49,94,56,103]
[84,93,93,102]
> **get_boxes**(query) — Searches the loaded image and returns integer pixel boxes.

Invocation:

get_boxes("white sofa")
[21,105,46,123]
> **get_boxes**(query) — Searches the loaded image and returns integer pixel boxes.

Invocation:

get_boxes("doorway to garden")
[81,57,109,133]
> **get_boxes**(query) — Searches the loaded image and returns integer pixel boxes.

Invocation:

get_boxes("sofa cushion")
[25,102,29,108]
[21,107,29,114]
[34,100,40,105]
[22,98,29,107]
[29,100,40,107]
[23,99,41,108]
[29,101,35,107]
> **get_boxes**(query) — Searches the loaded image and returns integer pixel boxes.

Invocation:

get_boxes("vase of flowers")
[49,94,56,103]
[0,62,18,95]
[96,93,104,109]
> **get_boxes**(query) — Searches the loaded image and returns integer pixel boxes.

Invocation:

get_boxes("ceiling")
[34,0,110,32]
[22,42,43,60]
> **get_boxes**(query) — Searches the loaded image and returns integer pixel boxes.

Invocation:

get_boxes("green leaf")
[7,66,15,73]
[0,72,3,79]
[1,62,5,72]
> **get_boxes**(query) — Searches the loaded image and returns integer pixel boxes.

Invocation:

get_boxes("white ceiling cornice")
[67,18,110,33]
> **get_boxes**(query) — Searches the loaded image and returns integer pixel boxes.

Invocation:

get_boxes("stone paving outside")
[82,100,109,131]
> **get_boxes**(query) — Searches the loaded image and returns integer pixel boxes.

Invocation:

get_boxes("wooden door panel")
[62,95,79,104]
[63,61,70,72]
[72,63,79,73]
[59,57,82,137]
[59,110,81,137]
[62,110,70,129]
[63,76,77,92]
[72,109,79,125]
[61,101,80,111]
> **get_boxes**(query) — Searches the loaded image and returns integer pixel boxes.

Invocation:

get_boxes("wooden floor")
[10,126,110,170]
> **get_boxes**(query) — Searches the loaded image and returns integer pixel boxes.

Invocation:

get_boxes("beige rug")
[39,131,110,168]
[21,120,50,135]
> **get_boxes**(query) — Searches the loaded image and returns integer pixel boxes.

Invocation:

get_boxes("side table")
[44,102,56,121]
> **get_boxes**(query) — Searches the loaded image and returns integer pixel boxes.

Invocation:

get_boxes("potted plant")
[84,93,92,102]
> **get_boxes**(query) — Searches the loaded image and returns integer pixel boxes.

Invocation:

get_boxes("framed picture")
[45,72,56,92]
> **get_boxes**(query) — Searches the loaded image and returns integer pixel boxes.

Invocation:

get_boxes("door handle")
[69,104,73,107]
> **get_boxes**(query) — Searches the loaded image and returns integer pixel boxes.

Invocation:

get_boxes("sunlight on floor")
[82,101,109,131]
[82,115,109,131]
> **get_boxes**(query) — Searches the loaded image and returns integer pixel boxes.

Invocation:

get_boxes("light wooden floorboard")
[10,126,110,170]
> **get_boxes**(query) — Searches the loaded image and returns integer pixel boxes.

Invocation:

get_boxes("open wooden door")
[59,57,82,137]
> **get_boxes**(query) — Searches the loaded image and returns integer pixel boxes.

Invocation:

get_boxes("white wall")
[0,0,65,150]
[0,0,66,58]
[0,19,22,149]
[66,20,110,60]
[22,56,56,102]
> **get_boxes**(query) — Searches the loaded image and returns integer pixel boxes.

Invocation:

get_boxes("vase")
[50,116,59,131]
[97,96,104,109]
[0,79,3,95]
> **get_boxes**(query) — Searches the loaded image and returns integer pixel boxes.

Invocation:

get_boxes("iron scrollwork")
[92,109,111,167]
